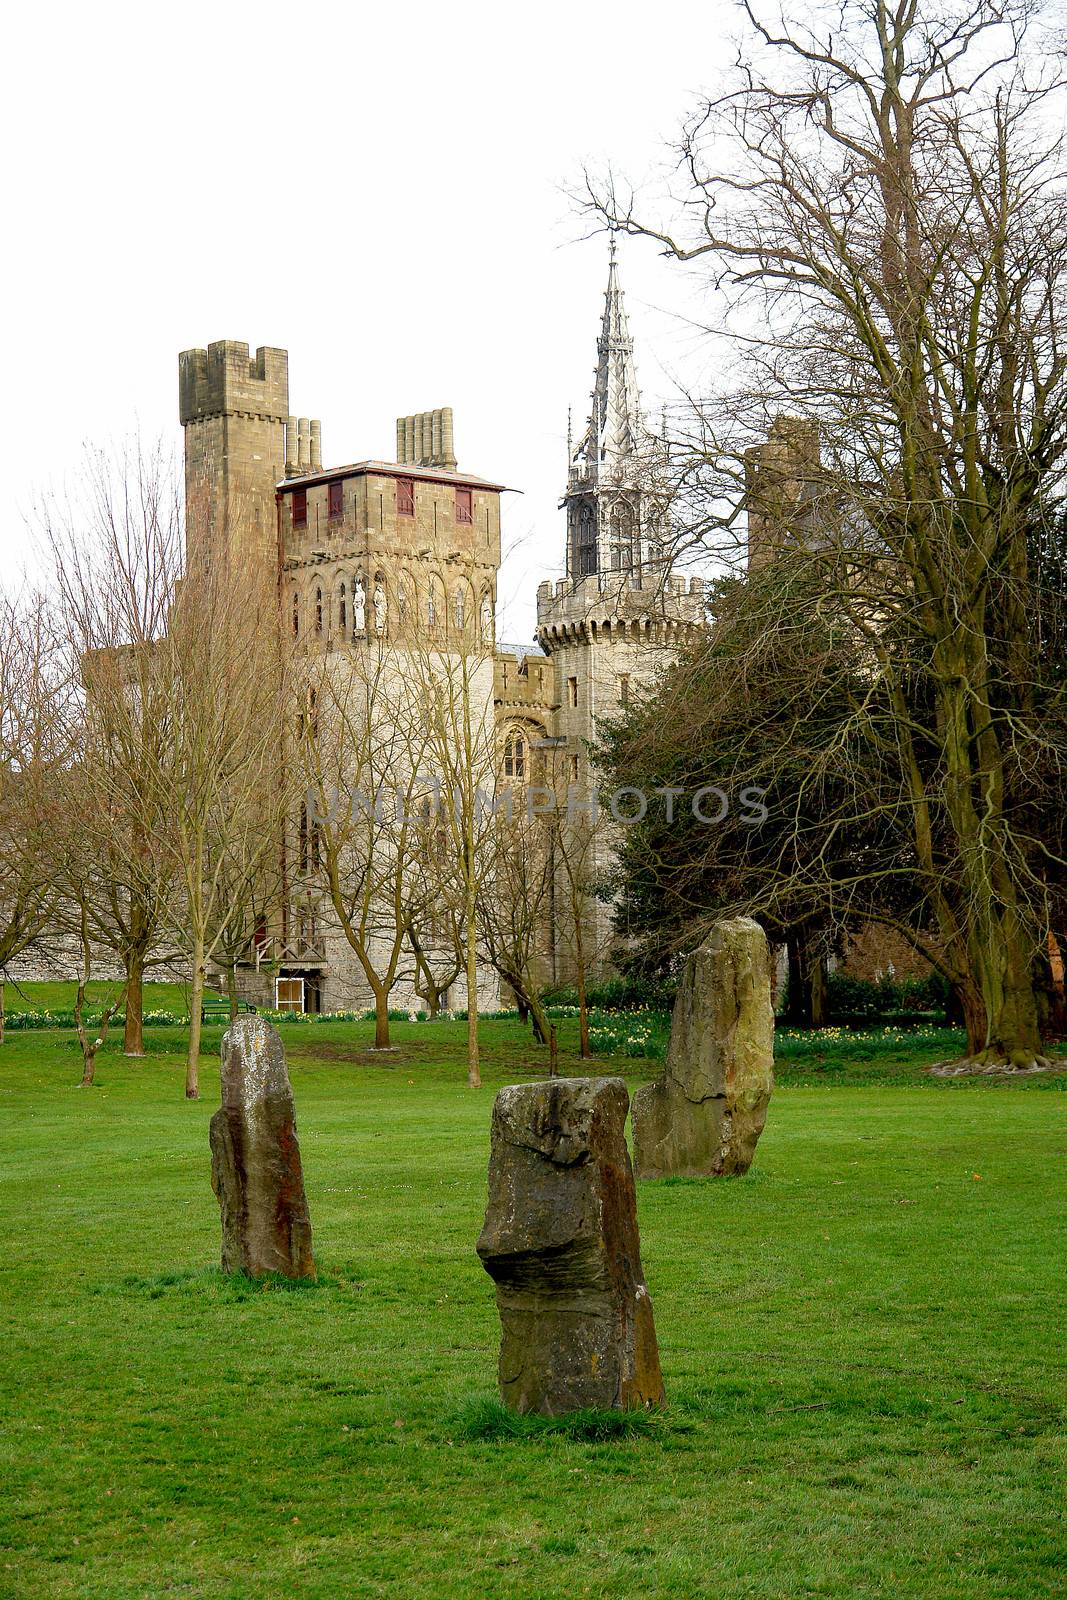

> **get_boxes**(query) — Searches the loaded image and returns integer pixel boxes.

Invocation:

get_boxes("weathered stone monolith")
[209,1017,315,1278]
[631,916,774,1179]
[476,1076,664,1415]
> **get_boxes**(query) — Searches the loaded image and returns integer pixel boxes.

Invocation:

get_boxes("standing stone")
[476,1076,664,1415]
[631,917,774,1180]
[209,1017,315,1279]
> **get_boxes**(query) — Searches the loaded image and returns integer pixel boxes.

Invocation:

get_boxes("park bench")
[200,996,258,1024]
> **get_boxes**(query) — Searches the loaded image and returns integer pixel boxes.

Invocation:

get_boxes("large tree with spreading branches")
[588,0,1067,1066]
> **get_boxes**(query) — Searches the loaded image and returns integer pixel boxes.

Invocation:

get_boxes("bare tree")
[476,785,555,1046]
[43,442,182,1057]
[51,765,128,1088]
[403,613,499,1087]
[300,640,436,1048]
[154,550,291,1097]
[586,0,1067,1067]
[0,594,69,1037]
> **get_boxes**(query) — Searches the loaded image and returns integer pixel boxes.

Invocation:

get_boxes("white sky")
[4,0,731,644]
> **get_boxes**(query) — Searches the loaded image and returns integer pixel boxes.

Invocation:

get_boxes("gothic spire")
[570,235,647,487]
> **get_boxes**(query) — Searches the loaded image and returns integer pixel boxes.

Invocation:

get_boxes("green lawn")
[1,1007,1065,1598]
[1,978,195,1016]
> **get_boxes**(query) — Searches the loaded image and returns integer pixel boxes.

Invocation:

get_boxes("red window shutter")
[329,481,343,519]
[396,476,415,516]
[293,489,308,528]
[456,487,472,524]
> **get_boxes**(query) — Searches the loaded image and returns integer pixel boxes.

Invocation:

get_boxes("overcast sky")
[4,1,730,644]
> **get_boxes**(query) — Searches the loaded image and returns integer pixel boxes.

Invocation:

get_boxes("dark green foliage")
[542,973,680,1012]
[594,562,925,978]
[819,972,951,1021]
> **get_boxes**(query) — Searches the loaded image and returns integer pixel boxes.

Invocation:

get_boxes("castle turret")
[179,340,313,576]
[744,416,822,570]
[535,241,705,979]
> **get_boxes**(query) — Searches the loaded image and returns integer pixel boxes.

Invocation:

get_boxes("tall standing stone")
[477,1076,664,1415]
[631,917,774,1180]
[209,1017,315,1279]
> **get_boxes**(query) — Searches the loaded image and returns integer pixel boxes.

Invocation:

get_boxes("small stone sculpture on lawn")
[631,916,774,1179]
[477,1075,664,1415]
[209,1016,315,1279]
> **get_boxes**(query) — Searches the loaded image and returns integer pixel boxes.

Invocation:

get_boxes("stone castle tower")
[176,243,703,1009]
[178,341,312,575]
[535,241,705,972]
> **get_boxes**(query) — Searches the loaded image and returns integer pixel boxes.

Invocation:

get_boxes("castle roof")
[277,461,513,495]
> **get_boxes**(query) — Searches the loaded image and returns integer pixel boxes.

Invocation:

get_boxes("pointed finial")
[609,229,618,265]
[567,407,573,462]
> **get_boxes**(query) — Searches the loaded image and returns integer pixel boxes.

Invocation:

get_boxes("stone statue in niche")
[353,576,366,633]
[481,595,493,642]
[455,588,466,630]
[374,581,387,633]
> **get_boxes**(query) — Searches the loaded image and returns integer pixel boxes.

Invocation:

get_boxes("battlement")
[494,648,554,710]
[179,341,289,424]
[536,571,704,632]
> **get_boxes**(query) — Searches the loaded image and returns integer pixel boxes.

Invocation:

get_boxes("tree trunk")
[372,983,391,1049]
[75,977,96,1088]
[784,931,811,1025]
[124,946,145,1056]
[75,911,95,1086]
[967,909,1045,1067]
[809,951,828,1029]
[524,984,551,1047]
[0,978,5,1046]
[226,963,239,1024]
[1042,931,1067,1039]
[937,648,1045,1066]
[465,896,480,1088]
[186,950,205,1099]
[576,962,592,1061]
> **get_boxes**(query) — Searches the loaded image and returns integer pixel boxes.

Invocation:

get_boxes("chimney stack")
[396,407,457,472]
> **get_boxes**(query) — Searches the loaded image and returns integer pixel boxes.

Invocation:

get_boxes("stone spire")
[570,236,648,489]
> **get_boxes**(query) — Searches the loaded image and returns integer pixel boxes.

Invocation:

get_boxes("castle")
[180,246,705,1013]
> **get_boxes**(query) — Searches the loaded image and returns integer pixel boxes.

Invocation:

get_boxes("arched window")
[609,505,633,572]
[315,587,323,635]
[338,581,347,633]
[292,591,300,637]
[504,730,526,780]
[576,503,597,576]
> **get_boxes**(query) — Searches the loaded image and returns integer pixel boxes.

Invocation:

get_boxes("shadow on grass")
[92,1265,363,1301]
[448,1394,672,1444]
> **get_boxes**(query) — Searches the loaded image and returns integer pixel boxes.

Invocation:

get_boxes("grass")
[0,990,1065,1597]
[1,978,194,1017]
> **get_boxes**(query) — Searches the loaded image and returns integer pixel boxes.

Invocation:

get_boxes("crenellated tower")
[179,339,320,577]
